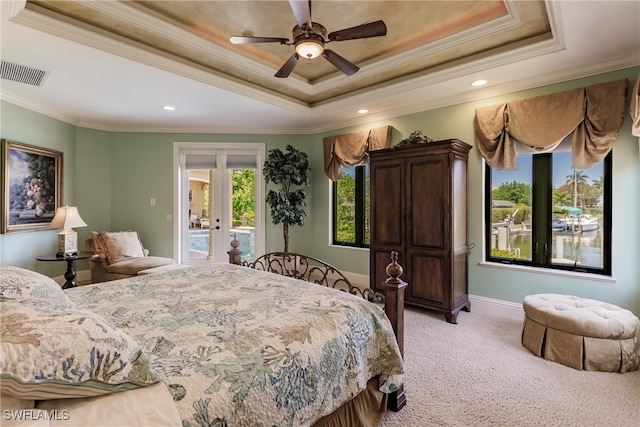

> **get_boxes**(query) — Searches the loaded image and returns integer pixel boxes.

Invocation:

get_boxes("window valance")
[631,74,640,137]
[323,125,391,180]
[475,79,628,171]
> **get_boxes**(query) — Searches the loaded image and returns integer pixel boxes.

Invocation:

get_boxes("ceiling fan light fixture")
[232,7,384,77]
[295,40,324,59]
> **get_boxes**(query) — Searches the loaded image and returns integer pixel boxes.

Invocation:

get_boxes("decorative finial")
[229,233,240,251]
[385,251,403,284]
[227,233,242,264]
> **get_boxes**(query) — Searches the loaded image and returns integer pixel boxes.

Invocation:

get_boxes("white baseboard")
[343,271,369,288]
[468,294,524,320]
[344,271,524,321]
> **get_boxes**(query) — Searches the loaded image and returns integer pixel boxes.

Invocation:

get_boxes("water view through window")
[489,151,606,270]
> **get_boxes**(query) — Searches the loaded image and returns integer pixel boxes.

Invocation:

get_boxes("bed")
[1,252,406,426]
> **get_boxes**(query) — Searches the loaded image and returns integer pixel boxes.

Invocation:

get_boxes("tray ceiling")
[23,0,551,106]
[1,1,638,133]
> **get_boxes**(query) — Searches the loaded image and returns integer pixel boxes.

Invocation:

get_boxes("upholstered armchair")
[85,231,175,283]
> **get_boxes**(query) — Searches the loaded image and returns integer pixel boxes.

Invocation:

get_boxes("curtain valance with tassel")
[475,79,627,171]
[323,125,392,180]
[630,74,640,137]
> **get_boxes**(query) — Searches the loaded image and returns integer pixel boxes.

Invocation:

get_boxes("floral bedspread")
[66,263,404,427]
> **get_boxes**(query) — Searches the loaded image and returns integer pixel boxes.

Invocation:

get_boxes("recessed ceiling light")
[471,79,487,87]
[357,109,368,114]
[162,105,176,111]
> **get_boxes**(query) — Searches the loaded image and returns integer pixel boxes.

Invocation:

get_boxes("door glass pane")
[230,169,255,261]
[181,147,263,265]
[490,155,532,261]
[188,170,211,262]
[551,151,604,268]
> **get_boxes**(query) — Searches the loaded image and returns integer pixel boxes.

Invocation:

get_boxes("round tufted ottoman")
[521,294,639,373]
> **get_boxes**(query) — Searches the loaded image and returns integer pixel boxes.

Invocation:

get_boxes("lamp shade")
[49,206,87,256]
[49,206,87,229]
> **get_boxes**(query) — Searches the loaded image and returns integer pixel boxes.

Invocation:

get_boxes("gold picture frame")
[1,139,63,233]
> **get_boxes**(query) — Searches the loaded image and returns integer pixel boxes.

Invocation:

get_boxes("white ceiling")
[1,0,639,134]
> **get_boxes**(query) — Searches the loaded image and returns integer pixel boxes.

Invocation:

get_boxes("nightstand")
[36,251,93,289]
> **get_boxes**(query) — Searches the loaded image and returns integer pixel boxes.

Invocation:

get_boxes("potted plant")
[396,130,433,146]
[263,145,311,252]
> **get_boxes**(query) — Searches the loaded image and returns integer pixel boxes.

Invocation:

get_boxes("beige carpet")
[381,307,640,427]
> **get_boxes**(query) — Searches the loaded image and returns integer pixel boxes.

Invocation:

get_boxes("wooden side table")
[36,251,93,289]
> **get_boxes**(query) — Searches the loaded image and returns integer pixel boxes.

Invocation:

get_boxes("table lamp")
[48,206,87,256]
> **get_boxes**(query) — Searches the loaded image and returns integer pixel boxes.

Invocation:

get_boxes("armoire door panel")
[407,252,448,308]
[371,163,403,246]
[407,157,447,249]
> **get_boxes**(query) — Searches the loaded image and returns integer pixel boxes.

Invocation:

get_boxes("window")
[332,165,369,247]
[485,150,611,275]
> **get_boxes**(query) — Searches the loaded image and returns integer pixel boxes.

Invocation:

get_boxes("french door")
[174,143,265,264]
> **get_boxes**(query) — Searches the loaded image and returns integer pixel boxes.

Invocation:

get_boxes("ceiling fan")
[229,0,387,78]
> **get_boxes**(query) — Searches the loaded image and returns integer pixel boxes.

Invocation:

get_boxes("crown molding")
[0,90,81,126]
[5,53,636,136]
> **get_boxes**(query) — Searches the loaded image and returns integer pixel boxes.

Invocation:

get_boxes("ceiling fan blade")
[275,53,299,78]
[328,20,387,42]
[230,36,289,44]
[322,49,359,76]
[288,0,312,29]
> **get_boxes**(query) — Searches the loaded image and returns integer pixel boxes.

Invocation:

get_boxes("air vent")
[1,60,48,86]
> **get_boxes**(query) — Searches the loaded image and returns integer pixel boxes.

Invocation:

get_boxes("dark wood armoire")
[369,139,472,323]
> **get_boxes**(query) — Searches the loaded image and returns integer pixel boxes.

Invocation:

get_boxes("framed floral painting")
[1,139,63,233]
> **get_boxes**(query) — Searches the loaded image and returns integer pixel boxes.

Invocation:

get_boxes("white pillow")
[95,231,145,265]
[0,267,159,400]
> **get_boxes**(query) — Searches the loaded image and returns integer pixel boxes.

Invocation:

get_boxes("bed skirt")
[313,376,386,427]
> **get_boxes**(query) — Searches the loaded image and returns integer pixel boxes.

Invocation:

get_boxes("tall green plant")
[263,145,310,252]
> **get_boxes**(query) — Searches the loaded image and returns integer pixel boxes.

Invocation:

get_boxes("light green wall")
[75,127,112,238]
[0,102,80,276]
[104,132,313,257]
[2,66,638,314]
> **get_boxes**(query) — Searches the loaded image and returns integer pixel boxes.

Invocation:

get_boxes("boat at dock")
[552,214,599,233]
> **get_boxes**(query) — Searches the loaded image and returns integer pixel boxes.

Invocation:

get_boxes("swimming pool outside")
[188,227,255,261]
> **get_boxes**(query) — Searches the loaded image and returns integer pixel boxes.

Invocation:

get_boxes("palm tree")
[565,169,589,186]
[553,190,571,207]
[592,176,604,191]
[565,169,589,208]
